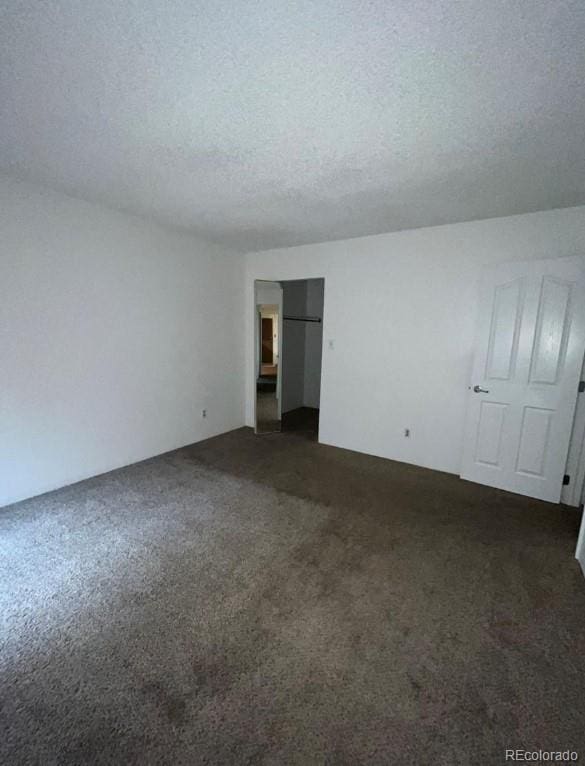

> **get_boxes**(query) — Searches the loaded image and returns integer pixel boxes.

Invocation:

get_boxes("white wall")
[576,510,585,578]
[562,354,585,506]
[0,175,246,508]
[303,279,324,409]
[256,282,282,307]
[245,206,585,475]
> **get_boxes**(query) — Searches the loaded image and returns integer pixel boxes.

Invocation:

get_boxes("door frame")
[576,510,585,576]
[254,281,284,428]
[562,352,585,506]
[252,277,325,439]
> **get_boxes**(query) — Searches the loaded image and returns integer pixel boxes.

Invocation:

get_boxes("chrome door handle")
[473,385,489,393]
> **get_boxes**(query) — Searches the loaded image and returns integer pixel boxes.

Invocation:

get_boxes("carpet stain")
[142,682,190,725]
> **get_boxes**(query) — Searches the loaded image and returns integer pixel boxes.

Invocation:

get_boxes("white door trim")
[561,353,585,505]
[576,510,585,578]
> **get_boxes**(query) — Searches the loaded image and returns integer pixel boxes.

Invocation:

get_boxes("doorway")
[254,278,324,440]
[256,309,279,432]
[261,317,272,363]
[255,284,282,434]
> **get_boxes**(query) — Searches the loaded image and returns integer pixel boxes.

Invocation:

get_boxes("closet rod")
[283,315,321,323]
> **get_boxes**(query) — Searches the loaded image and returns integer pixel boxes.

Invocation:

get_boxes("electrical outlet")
[202,409,207,418]
[404,428,410,438]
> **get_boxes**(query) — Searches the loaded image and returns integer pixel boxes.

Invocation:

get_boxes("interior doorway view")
[254,278,324,439]
[256,300,281,433]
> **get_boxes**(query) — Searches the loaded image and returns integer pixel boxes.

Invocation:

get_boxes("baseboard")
[0,421,245,510]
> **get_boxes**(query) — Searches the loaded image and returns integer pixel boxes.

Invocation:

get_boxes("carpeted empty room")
[2,428,584,764]
[3,1,585,763]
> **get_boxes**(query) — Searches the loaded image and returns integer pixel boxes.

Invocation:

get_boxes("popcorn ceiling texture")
[1,0,584,251]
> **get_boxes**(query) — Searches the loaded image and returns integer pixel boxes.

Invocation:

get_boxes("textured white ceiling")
[1,1,584,251]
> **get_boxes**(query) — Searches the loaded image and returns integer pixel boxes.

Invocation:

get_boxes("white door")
[460,257,585,502]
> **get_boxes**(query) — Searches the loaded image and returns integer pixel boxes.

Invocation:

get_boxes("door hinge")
[563,474,571,486]
[579,381,585,393]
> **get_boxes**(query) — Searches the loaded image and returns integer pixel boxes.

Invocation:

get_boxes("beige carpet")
[1,426,584,764]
